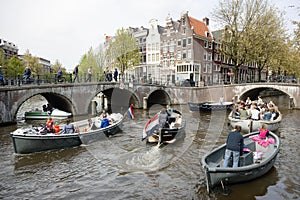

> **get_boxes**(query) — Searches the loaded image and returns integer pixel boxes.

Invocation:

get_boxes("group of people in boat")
[223,123,271,168]
[231,96,280,121]
[41,110,115,135]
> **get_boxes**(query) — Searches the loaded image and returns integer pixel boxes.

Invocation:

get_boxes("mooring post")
[143,97,148,110]
[289,97,294,109]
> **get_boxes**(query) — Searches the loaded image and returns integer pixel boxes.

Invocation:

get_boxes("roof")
[188,16,212,40]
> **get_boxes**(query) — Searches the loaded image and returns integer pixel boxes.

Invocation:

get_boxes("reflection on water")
[1,100,299,199]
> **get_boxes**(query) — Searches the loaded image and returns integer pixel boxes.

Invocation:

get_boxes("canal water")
[0,96,299,199]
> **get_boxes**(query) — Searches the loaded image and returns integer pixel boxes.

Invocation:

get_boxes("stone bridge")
[0,82,299,125]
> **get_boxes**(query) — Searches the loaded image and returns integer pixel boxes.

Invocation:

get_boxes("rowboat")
[142,109,185,145]
[228,111,282,132]
[188,102,233,112]
[11,113,124,154]
[201,131,280,193]
[24,108,72,120]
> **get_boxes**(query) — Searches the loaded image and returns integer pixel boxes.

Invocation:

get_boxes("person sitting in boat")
[53,122,60,134]
[46,117,54,133]
[232,104,240,119]
[159,108,169,129]
[100,114,110,128]
[61,119,75,134]
[257,96,264,105]
[166,105,173,116]
[245,97,252,107]
[99,110,109,120]
[259,124,269,139]
[249,104,260,120]
[223,125,244,168]
[270,106,280,121]
[263,108,272,120]
[239,106,249,120]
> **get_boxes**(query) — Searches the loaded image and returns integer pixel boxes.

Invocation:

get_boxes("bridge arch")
[237,85,296,107]
[147,89,171,108]
[15,92,75,120]
[95,88,140,113]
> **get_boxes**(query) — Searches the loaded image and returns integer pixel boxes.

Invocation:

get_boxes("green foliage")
[6,56,24,77]
[79,47,104,80]
[212,0,292,82]
[106,28,141,78]
[23,50,43,74]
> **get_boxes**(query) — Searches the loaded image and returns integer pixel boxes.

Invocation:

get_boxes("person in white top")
[250,104,260,120]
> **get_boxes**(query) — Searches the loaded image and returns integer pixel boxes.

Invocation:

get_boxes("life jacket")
[46,120,54,129]
[53,125,60,133]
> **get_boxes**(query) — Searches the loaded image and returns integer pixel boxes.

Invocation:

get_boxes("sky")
[1,0,299,71]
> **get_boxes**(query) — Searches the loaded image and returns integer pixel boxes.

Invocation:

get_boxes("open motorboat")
[24,108,72,120]
[11,113,124,154]
[142,109,185,145]
[188,102,233,112]
[228,111,282,132]
[201,131,280,193]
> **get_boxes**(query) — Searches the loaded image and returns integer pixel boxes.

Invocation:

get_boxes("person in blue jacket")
[223,125,244,168]
[100,114,110,128]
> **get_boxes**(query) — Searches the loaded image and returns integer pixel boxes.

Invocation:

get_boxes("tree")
[22,50,43,74]
[212,0,288,82]
[106,28,141,80]
[79,47,104,81]
[6,56,24,77]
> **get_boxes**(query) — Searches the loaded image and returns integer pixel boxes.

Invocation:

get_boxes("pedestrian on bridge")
[86,66,92,82]
[73,65,79,83]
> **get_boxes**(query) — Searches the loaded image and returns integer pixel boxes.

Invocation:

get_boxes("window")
[207,63,212,73]
[188,49,192,59]
[204,41,208,48]
[178,40,181,46]
[182,50,186,59]
[182,39,186,48]
[170,41,175,52]
[208,53,212,61]
[148,54,151,62]
[203,52,207,60]
[177,51,181,60]
[156,53,159,62]
[208,42,212,49]
[182,19,186,26]
[152,44,155,52]
[148,44,151,52]
[188,38,192,45]
[183,28,186,35]
[152,54,155,62]
[203,65,207,73]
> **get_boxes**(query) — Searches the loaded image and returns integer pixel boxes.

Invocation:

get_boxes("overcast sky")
[1,0,299,71]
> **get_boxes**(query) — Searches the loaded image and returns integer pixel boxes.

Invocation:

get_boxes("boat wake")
[120,145,172,172]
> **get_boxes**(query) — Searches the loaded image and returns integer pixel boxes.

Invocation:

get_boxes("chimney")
[203,17,209,26]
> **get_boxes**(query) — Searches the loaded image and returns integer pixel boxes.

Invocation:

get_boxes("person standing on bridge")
[86,66,92,82]
[73,65,79,83]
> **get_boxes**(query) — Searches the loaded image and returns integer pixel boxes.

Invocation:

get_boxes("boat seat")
[239,152,253,167]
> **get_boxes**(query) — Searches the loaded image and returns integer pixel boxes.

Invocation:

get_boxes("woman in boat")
[259,124,269,139]
[232,104,241,119]
[46,117,54,133]
[223,125,244,168]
